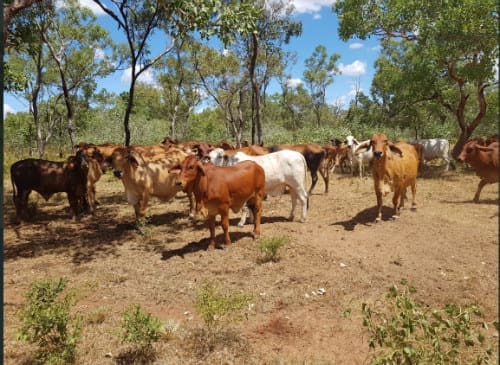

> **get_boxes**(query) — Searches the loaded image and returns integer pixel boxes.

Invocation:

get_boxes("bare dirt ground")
[3,165,499,364]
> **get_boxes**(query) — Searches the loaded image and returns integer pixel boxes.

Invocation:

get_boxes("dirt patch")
[3,167,499,364]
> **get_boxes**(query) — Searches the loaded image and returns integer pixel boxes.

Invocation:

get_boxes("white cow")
[409,138,453,171]
[345,135,373,177]
[208,148,308,226]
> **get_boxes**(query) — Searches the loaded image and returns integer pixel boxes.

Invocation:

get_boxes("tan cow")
[357,133,419,222]
[111,146,190,221]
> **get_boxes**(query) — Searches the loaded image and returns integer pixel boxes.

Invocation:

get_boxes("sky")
[3,0,381,116]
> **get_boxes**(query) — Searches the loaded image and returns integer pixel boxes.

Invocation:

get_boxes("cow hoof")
[375,217,381,223]
[237,222,245,228]
[390,215,399,221]
[299,218,306,223]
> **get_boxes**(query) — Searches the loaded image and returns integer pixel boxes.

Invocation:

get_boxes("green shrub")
[17,278,81,365]
[118,305,163,349]
[362,279,496,364]
[258,235,289,263]
[194,282,253,331]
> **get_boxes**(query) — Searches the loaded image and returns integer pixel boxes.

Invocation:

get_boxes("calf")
[10,151,89,223]
[269,143,326,194]
[457,140,499,203]
[344,135,373,177]
[356,134,419,222]
[208,148,308,225]
[172,155,265,250]
[111,146,190,221]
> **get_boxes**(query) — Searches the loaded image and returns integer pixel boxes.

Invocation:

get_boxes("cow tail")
[304,157,310,209]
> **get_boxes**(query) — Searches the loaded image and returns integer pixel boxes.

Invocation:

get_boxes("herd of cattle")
[9,134,499,248]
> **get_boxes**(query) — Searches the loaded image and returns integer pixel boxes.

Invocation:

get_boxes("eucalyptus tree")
[334,0,499,157]
[3,0,41,47]
[192,42,250,147]
[242,0,301,144]
[303,45,340,127]
[92,0,260,146]
[37,0,115,148]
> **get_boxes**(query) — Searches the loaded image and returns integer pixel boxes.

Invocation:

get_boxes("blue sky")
[3,0,381,116]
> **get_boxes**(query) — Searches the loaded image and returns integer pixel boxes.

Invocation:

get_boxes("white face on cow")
[208,148,228,166]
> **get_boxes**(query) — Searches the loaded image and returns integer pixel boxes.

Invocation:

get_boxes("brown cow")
[457,140,499,203]
[171,155,265,250]
[111,146,191,221]
[319,145,338,193]
[270,144,326,194]
[410,143,425,173]
[10,151,89,223]
[356,134,419,222]
[334,144,349,174]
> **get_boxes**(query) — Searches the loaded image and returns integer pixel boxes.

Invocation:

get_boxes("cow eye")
[466,147,473,153]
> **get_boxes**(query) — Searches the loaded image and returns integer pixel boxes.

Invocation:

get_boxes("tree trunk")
[123,78,136,146]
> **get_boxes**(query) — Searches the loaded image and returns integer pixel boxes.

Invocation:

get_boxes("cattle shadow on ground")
[440,198,499,206]
[331,206,395,231]
[160,231,254,260]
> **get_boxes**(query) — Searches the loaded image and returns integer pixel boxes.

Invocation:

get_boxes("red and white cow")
[208,148,308,225]
[344,135,374,178]
[171,155,265,250]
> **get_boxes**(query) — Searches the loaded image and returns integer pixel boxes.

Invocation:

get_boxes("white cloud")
[288,0,335,14]
[78,0,107,16]
[349,43,363,50]
[121,66,156,85]
[222,49,231,57]
[4,103,15,116]
[338,60,367,76]
[313,13,322,20]
[94,48,106,60]
[286,78,303,88]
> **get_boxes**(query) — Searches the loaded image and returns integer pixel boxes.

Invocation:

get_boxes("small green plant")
[134,216,153,236]
[17,278,81,365]
[118,305,163,349]
[194,282,253,331]
[362,279,496,364]
[258,235,289,263]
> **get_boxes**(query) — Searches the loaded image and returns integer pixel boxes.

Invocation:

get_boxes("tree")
[38,0,115,148]
[334,0,499,157]
[3,0,41,47]
[92,0,260,146]
[303,45,340,127]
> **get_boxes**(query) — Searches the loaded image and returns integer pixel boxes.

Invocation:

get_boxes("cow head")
[457,140,497,163]
[364,133,403,159]
[111,147,142,179]
[171,155,205,189]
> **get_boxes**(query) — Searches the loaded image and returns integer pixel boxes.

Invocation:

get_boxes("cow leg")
[319,166,329,193]
[375,182,383,222]
[391,189,401,219]
[288,189,297,221]
[208,215,217,250]
[14,189,30,223]
[251,194,263,240]
[221,212,231,248]
[133,196,148,220]
[238,206,249,227]
[473,179,489,203]
[410,181,417,210]
[308,171,318,195]
[298,188,308,223]
[67,193,80,220]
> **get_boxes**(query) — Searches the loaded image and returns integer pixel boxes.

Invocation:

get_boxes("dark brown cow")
[457,140,499,203]
[270,144,326,194]
[171,155,265,250]
[10,151,89,223]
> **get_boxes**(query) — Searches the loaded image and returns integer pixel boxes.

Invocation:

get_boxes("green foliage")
[18,278,81,365]
[194,282,253,331]
[258,235,289,263]
[118,305,163,349]
[362,279,496,364]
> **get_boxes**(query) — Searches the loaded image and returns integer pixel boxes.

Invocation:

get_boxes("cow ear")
[388,143,403,157]
[475,145,495,152]
[168,165,181,174]
[197,161,207,176]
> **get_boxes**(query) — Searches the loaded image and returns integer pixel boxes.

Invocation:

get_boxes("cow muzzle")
[374,151,383,158]
[113,170,124,178]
